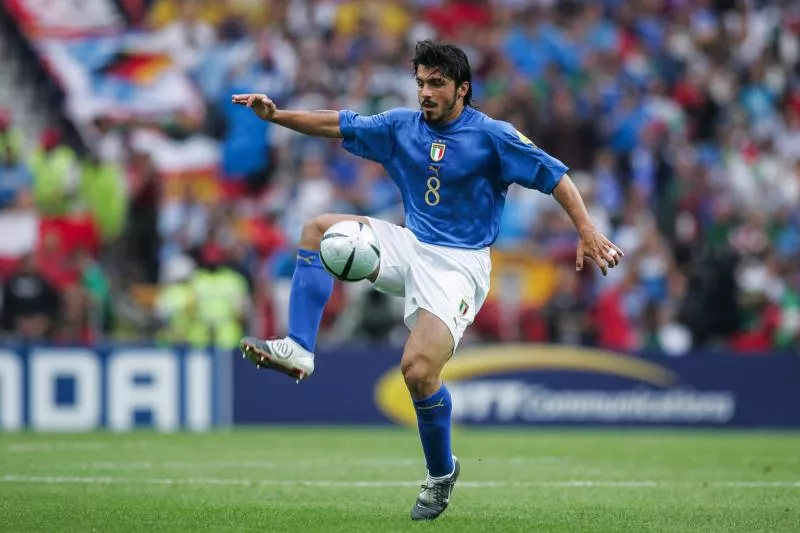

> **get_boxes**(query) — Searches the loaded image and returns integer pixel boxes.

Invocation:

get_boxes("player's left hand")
[576,226,624,276]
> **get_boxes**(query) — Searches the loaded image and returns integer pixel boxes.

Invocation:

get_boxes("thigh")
[314,213,373,244]
[401,308,455,376]
[366,217,418,298]
[316,213,372,228]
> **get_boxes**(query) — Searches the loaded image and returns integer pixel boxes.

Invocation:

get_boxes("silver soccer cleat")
[239,336,315,383]
[411,457,460,520]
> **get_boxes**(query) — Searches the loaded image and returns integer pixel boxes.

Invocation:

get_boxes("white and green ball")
[320,221,381,282]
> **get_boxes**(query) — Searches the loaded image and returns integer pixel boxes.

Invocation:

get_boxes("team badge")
[459,299,469,317]
[430,142,446,162]
[515,129,538,149]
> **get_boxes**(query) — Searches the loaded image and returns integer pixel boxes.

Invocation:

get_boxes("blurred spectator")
[592,270,638,352]
[36,231,78,289]
[678,248,741,347]
[54,283,91,344]
[30,128,79,216]
[356,290,399,341]
[91,117,128,166]
[538,88,598,172]
[159,181,209,271]
[128,152,162,283]
[145,0,217,71]
[186,243,249,349]
[80,154,128,242]
[336,0,411,41]
[154,254,196,345]
[0,138,32,210]
[0,109,23,162]
[1,254,60,340]
[542,265,592,346]
[281,156,336,246]
[75,248,112,334]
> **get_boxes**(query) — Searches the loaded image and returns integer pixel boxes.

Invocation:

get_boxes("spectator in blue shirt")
[0,143,32,209]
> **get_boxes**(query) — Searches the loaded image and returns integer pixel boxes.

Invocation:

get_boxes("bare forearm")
[270,110,342,138]
[552,174,594,235]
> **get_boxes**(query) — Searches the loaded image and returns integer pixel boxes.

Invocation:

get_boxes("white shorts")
[366,217,491,349]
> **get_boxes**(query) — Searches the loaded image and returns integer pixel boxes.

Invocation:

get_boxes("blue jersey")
[338,106,568,249]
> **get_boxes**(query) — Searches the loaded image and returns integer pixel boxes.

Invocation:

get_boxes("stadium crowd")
[1,0,799,354]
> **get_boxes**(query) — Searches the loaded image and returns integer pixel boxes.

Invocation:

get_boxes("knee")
[300,214,334,248]
[401,351,440,397]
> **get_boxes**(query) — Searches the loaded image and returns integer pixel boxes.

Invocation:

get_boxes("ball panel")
[319,220,381,282]
[318,250,341,279]
[338,248,357,280]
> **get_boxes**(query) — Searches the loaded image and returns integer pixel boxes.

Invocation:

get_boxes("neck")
[445,103,466,123]
[431,104,466,127]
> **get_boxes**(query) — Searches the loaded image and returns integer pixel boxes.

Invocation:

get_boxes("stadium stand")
[0,0,798,354]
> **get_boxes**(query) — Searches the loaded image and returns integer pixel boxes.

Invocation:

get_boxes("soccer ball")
[320,220,381,282]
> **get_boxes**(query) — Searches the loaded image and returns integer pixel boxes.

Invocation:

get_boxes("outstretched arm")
[552,174,624,276]
[231,94,342,138]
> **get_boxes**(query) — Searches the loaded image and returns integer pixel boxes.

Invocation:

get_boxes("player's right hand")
[231,94,277,121]
[576,226,624,277]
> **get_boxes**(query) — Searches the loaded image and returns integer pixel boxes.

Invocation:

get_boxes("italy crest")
[430,142,446,162]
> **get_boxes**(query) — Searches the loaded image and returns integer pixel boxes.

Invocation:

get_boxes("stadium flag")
[3,0,219,177]
[98,51,174,84]
[34,36,203,123]
[2,0,122,39]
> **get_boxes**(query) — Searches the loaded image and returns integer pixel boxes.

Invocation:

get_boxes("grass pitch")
[1,428,798,532]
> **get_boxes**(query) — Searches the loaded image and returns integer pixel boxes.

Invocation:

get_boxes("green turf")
[1,428,798,532]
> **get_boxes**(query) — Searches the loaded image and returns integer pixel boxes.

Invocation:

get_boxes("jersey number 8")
[425,176,441,206]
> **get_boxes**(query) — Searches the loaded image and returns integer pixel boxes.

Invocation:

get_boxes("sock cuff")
[428,459,456,481]
[413,384,451,410]
[296,248,324,269]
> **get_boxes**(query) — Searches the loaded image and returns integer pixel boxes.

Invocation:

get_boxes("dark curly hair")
[411,40,473,107]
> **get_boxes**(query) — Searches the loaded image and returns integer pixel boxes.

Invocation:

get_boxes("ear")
[458,81,469,99]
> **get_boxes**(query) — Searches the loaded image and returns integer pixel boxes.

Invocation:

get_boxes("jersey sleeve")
[338,109,403,163]
[492,121,568,194]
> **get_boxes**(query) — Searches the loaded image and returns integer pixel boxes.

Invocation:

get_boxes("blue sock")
[287,249,334,352]
[413,384,454,478]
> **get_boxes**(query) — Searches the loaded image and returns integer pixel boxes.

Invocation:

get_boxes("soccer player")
[232,41,623,520]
